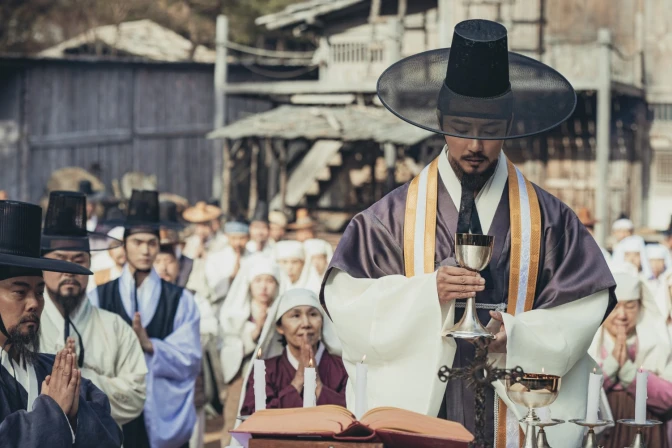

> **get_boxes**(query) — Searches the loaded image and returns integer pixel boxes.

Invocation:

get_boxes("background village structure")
[1,0,672,248]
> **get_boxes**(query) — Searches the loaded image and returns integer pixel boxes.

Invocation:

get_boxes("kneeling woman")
[240,288,347,415]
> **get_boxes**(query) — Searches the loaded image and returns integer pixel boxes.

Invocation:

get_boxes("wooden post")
[266,138,279,201]
[248,139,260,218]
[220,139,232,215]
[438,0,452,48]
[213,15,228,199]
[278,141,288,210]
[594,29,612,246]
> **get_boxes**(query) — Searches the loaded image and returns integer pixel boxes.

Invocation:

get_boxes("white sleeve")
[324,269,456,417]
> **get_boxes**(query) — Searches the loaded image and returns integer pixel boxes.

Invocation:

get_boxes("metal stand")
[534,419,564,448]
[617,419,663,448]
[438,338,524,448]
[570,419,612,448]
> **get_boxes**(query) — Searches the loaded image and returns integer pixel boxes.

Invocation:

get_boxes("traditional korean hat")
[269,210,288,228]
[159,200,185,245]
[250,201,269,224]
[183,201,222,224]
[105,190,181,236]
[377,19,576,139]
[287,208,316,230]
[41,191,122,254]
[78,179,105,202]
[0,200,93,278]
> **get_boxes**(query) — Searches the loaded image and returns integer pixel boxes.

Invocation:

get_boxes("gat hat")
[78,179,105,202]
[159,201,185,245]
[288,208,316,230]
[0,200,92,277]
[577,207,597,227]
[41,191,122,254]
[250,201,269,224]
[183,201,222,224]
[108,190,181,235]
[377,19,576,139]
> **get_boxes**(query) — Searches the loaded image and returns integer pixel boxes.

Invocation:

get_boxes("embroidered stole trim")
[403,156,541,448]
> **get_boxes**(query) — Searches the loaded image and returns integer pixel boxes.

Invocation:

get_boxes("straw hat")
[288,208,316,230]
[576,207,597,227]
[182,201,222,224]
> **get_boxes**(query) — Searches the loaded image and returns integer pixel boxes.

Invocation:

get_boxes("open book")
[231,405,473,448]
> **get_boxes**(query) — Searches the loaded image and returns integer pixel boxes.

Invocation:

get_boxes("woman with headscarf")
[646,244,672,294]
[612,235,653,279]
[218,254,286,444]
[654,269,672,339]
[239,288,346,416]
[589,263,672,447]
[303,238,333,278]
[274,240,322,293]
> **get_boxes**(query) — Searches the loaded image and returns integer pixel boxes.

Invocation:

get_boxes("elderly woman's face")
[249,274,278,305]
[605,300,640,337]
[278,258,304,283]
[277,305,323,349]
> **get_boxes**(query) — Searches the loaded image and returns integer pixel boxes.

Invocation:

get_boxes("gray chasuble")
[321,151,616,448]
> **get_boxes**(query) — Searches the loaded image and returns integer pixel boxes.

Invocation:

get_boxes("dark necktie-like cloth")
[456,181,483,235]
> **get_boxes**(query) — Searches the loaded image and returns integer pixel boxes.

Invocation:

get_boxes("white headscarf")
[589,262,672,379]
[612,235,653,279]
[219,254,288,383]
[654,269,672,323]
[303,238,333,261]
[274,241,322,293]
[236,288,342,419]
[612,219,634,232]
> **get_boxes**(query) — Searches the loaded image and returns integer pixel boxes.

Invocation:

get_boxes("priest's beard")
[48,283,85,317]
[449,154,498,192]
[6,318,41,366]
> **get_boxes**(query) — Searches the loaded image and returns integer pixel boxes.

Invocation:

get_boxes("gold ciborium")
[506,373,562,448]
[442,233,495,339]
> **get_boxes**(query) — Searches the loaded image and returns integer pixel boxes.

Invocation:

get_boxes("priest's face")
[277,305,323,350]
[605,300,640,337]
[0,276,44,360]
[443,123,503,179]
[125,233,160,271]
[249,274,278,305]
[249,221,270,245]
[278,258,304,283]
[43,250,91,314]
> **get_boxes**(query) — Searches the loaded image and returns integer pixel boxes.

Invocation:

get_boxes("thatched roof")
[207,105,433,146]
[256,0,366,31]
[39,20,216,63]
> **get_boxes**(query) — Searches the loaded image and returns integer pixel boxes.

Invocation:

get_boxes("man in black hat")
[246,201,273,256]
[89,190,201,448]
[158,200,193,288]
[322,20,616,447]
[0,200,122,447]
[78,180,105,233]
[38,191,148,429]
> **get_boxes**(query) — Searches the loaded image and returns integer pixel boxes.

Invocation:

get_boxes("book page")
[361,407,473,441]
[232,405,356,435]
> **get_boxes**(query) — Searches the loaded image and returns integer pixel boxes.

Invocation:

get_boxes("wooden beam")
[248,139,260,218]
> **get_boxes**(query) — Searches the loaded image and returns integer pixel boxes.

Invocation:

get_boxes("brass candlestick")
[617,419,663,448]
[442,233,495,339]
[570,419,613,448]
[505,373,562,448]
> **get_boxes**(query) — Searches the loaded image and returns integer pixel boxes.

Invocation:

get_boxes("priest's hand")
[487,311,507,353]
[133,312,154,354]
[436,266,485,303]
[42,349,79,418]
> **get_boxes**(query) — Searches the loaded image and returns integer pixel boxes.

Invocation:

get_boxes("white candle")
[355,355,368,419]
[635,368,649,424]
[585,368,603,423]
[253,348,266,412]
[303,358,317,408]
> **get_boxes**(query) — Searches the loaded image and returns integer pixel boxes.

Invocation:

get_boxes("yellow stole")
[403,155,542,447]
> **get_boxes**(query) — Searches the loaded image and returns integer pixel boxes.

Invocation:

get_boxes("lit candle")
[355,355,368,419]
[635,367,649,424]
[303,358,317,408]
[253,348,266,412]
[585,367,603,423]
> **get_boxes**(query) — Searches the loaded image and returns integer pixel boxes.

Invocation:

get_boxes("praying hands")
[41,348,81,429]
[291,341,322,399]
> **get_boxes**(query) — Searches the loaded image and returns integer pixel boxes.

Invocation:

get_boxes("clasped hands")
[41,348,80,429]
[436,266,507,353]
[291,337,322,398]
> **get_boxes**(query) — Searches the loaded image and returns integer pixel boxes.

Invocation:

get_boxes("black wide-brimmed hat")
[107,190,184,233]
[78,180,105,202]
[250,201,269,224]
[0,201,92,276]
[377,19,576,140]
[159,200,185,245]
[41,191,122,254]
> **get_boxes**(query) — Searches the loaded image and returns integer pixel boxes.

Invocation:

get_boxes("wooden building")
[212,0,672,242]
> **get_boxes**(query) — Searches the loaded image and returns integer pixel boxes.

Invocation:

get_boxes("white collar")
[0,350,39,410]
[285,342,326,370]
[437,146,509,235]
[119,264,162,324]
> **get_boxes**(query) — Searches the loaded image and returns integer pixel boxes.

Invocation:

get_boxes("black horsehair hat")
[377,19,577,140]
[251,201,269,224]
[0,200,92,279]
[41,191,122,254]
[106,190,183,238]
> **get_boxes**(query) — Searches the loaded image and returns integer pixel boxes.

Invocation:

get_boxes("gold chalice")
[442,233,495,339]
[506,373,562,448]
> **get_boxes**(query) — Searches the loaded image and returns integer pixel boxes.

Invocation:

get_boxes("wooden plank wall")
[0,59,272,204]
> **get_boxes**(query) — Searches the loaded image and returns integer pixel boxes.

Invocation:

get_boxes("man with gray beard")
[0,199,122,447]
[38,191,148,429]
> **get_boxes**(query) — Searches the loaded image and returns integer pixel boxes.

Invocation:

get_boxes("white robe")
[89,266,202,448]
[40,292,148,426]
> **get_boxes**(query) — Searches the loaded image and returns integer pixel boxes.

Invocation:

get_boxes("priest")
[38,191,148,428]
[89,190,202,448]
[0,199,122,447]
[322,20,617,447]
